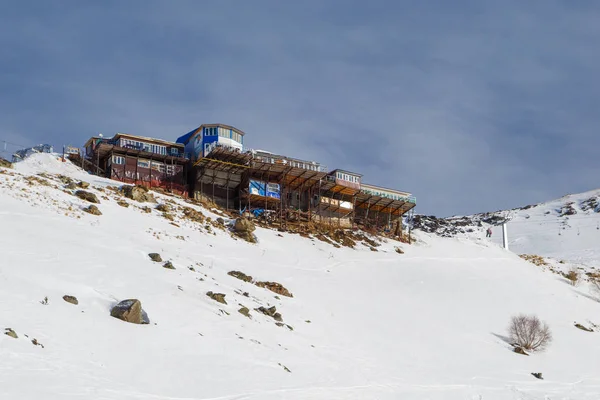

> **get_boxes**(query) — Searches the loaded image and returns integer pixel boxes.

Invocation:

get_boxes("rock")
[256,306,282,321]
[255,281,293,297]
[395,247,404,254]
[62,295,79,305]
[84,205,102,215]
[575,323,594,332]
[0,158,13,169]
[148,253,162,262]
[233,218,257,243]
[142,206,152,213]
[206,291,227,304]
[78,181,90,189]
[156,203,171,212]
[162,213,174,221]
[75,190,99,203]
[238,307,251,318]
[514,346,529,356]
[163,261,175,270]
[182,207,205,223]
[65,182,77,190]
[216,217,225,225]
[121,185,156,203]
[110,299,150,324]
[233,215,248,230]
[531,372,543,380]
[4,328,17,339]
[228,270,253,283]
[117,200,129,208]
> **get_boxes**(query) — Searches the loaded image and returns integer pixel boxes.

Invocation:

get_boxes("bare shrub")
[565,268,580,286]
[508,314,552,352]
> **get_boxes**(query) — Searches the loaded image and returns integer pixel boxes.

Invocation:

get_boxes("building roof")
[361,182,412,197]
[182,123,246,145]
[328,168,363,177]
[84,133,183,149]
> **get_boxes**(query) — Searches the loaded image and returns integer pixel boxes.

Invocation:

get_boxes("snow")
[1,154,600,399]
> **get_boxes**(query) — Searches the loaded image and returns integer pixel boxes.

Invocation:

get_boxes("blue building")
[177,124,245,161]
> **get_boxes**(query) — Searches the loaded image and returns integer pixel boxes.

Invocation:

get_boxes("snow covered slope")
[414,190,600,266]
[1,154,600,400]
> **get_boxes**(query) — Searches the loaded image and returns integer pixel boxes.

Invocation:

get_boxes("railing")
[360,188,416,204]
[93,138,188,159]
[246,147,327,172]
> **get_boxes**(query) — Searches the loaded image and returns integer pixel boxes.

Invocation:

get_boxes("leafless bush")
[508,314,552,352]
[565,268,580,286]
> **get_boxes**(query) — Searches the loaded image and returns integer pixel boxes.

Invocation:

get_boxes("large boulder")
[0,158,12,169]
[75,190,99,203]
[110,299,150,324]
[121,185,156,203]
[233,218,256,243]
[148,253,162,262]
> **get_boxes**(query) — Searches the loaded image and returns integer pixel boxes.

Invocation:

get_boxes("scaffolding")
[192,147,416,233]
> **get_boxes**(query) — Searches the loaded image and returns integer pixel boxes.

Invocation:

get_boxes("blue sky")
[1,1,599,216]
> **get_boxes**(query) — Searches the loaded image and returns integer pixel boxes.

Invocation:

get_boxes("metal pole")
[502,223,509,250]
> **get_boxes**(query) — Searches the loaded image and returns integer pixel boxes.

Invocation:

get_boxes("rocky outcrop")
[75,190,99,204]
[83,205,102,215]
[62,295,79,305]
[233,218,256,243]
[255,281,293,298]
[155,203,172,212]
[148,253,162,262]
[110,299,150,324]
[206,291,227,304]
[182,207,205,223]
[77,181,90,189]
[228,271,253,283]
[121,185,156,203]
[255,306,283,322]
[0,158,13,169]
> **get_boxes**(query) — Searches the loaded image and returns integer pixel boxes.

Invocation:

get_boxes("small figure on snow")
[486,227,492,238]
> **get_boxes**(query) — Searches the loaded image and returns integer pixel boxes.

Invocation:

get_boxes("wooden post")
[135,155,139,185]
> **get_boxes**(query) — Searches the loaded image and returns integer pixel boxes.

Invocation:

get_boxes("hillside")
[413,190,600,267]
[1,154,600,400]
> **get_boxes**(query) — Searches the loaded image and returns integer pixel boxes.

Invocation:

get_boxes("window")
[170,147,179,156]
[166,165,175,175]
[113,155,125,165]
[151,161,165,173]
[137,159,150,169]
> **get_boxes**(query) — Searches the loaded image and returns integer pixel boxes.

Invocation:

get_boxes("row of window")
[111,156,175,175]
[361,189,410,202]
[119,139,181,156]
[336,172,360,183]
[203,127,243,143]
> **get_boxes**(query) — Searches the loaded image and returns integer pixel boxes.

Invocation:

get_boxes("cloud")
[1,1,599,216]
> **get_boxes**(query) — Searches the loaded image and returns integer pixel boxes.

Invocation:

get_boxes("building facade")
[178,124,245,161]
[84,133,189,195]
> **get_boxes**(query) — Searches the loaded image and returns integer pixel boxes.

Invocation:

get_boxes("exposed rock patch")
[575,323,594,332]
[0,158,13,169]
[228,271,253,283]
[117,200,129,208]
[121,185,156,203]
[206,291,227,304]
[238,306,251,318]
[83,205,102,215]
[75,190,99,204]
[255,281,293,298]
[182,207,205,223]
[255,306,283,322]
[77,181,90,189]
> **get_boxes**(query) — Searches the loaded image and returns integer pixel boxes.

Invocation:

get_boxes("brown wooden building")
[83,133,190,196]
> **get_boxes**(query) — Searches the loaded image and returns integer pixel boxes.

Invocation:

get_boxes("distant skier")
[486,227,492,238]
